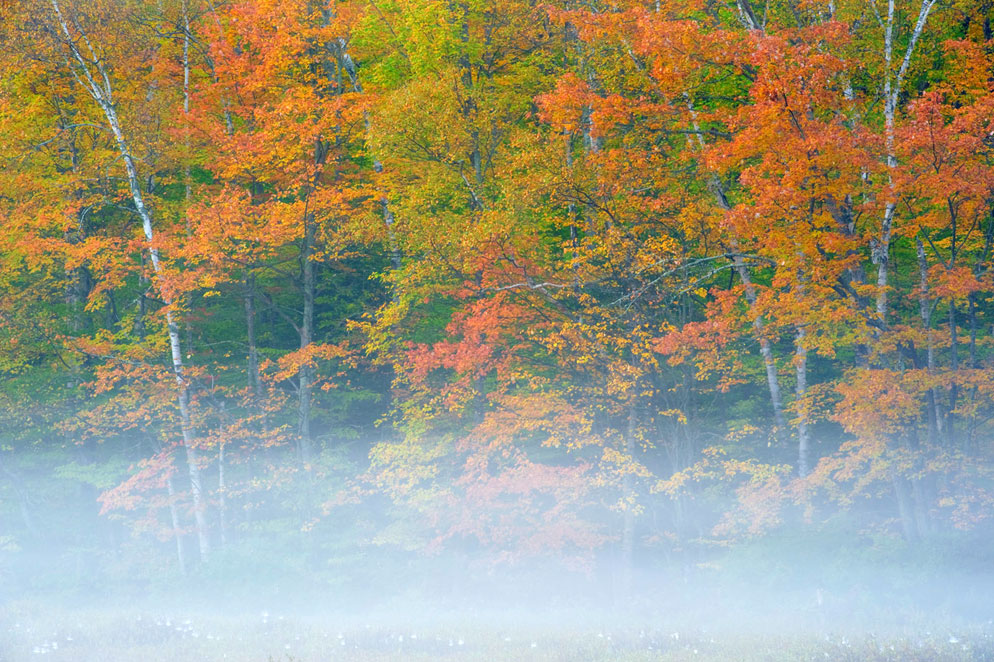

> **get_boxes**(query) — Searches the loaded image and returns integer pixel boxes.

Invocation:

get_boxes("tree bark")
[182,0,192,206]
[739,253,787,436]
[338,42,402,275]
[892,472,918,541]
[218,439,228,546]
[0,453,40,539]
[619,403,637,602]
[298,214,316,467]
[795,326,811,478]
[244,271,262,398]
[948,299,959,446]
[916,238,942,445]
[875,0,939,327]
[164,466,188,575]
[50,0,211,561]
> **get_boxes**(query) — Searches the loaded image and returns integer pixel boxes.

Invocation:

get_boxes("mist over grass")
[3,428,992,661]
[4,435,994,662]
[3,522,993,661]
[2,584,992,661]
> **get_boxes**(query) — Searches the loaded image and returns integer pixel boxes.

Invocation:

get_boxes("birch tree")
[43,0,212,560]
[873,0,939,326]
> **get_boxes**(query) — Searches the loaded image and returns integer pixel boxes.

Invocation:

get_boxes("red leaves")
[536,73,593,134]
[98,449,177,516]
[931,265,985,300]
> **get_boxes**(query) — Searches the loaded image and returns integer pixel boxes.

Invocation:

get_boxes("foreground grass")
[1,600,992,662]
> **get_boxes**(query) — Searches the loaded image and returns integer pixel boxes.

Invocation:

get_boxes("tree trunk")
[244,271,262,398]
[738,255,787,435]
[685,96,787,436]
[891,472,918,541]
[948,299,959,446]
[338,43,403,276]
[619,403,637,603]
[182,0,192,206]
[906,426,932,537]
[0,453,40,539]
[967,293,979,453]
[876,0,939,327]
[795,326,811,477]
[50,0,211,561]
[164,467,188,576]
[298,216,316,467]
[218,440,228,547]
[916,238,941,445]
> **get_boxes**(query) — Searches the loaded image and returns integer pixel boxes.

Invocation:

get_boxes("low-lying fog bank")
[2,550,993,662]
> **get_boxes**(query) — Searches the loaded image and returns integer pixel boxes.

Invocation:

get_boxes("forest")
[1,0,994,636]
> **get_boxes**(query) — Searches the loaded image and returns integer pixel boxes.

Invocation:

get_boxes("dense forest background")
[1,0,993,608]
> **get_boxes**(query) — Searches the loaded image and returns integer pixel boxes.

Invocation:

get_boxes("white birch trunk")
[619,403,637,602]
[182,0,192,207]
[218,439,228,546]
[298,214,316,467]
[795,326,811,477]
[50,0,211,561]
[875,0,938,325]
[164,468,188,575]
[916,238,942,443]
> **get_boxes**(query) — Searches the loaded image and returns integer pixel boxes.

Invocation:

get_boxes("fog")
[2,568,993,661]
[4,573,994,661]
[2,437,993,662]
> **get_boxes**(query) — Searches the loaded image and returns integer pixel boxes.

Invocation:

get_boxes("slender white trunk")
[795,326,810,477]
[298,216,315,467]
[916,239,942,443]
[183,0,192,206]
[619,403,637,602]
[245,272,262,397]
[875,0,938,325]
[218,440,228,546]
[736,0,761,31]
[50,0,211,561]
[164,468,188,575]
[876,0,896,325]
[735,250,787,434]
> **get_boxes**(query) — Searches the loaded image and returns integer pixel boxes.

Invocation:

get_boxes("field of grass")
[2,599,992,662]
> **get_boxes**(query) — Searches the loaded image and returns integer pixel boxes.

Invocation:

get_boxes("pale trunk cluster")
[298,214,316,467]
[875,0,939,326]
[794,326,810,478]
[870,0,939,540]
